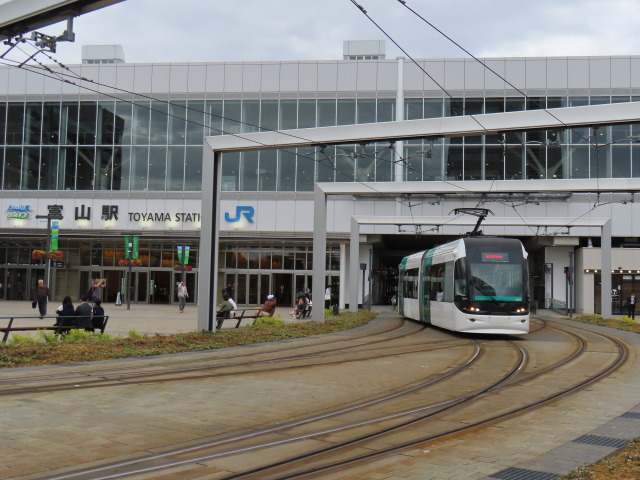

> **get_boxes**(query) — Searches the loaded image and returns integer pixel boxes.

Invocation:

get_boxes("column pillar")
[312,186,327,322]
[339,243,347,309]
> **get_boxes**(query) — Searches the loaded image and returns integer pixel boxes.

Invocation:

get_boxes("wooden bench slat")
[0,316,109,343]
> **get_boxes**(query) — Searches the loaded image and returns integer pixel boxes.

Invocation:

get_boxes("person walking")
[34,279,50,319]
[626,293,638,320]
[177,281,189,313]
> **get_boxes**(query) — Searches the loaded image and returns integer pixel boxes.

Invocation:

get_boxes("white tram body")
[399,237,530,334]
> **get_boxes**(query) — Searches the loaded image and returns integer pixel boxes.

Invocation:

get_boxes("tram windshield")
[464,250,525,302]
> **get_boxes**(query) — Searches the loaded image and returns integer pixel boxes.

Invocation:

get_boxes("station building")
[1,41,640,314]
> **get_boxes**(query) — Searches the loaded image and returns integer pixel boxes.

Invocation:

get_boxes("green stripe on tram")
[421,249,435,323]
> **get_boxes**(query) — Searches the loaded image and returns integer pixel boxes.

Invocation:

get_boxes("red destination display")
[481,252,510,262]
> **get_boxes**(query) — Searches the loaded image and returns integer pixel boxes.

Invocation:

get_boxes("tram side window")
[403,268,419,299]
[430,264,445,301]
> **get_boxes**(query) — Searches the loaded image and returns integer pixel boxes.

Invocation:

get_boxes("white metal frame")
[200,102,640,329]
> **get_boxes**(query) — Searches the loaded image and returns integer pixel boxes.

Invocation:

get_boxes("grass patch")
[560,438,640,480]
[567,314,640,334]
[0,310,377,368]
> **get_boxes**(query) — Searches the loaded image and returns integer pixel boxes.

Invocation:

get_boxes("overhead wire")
[2,39,482,202]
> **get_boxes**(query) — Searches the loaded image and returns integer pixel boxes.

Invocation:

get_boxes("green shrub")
[7,334,39,346]
[39,330,60,343]
[252,315,284,326]
[128,329,147,339]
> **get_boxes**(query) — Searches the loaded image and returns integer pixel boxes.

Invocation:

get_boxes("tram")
[398,237,530,334]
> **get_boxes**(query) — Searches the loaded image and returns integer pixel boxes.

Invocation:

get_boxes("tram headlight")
[514,306,529,314]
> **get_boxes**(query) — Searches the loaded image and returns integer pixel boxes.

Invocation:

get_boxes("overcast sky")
[3,0,640,65]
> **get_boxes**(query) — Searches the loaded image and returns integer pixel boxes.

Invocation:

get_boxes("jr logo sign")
[225,206,255,223]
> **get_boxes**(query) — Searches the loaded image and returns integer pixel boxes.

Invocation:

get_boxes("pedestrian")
[75,295,93,331]
[325,286,332,309]
[89,278,106,302]
[91,299,106,331]
[227,294,238,318]
[626,293,638,320]
[34,279,50,319]
[177,281,189,313]
[261,294,277,316]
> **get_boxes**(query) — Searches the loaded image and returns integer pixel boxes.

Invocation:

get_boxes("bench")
[0,316,110,343]
[216,309,264,329]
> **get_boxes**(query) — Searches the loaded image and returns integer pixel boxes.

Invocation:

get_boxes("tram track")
[5,316,632,480]
[0,318,428,395]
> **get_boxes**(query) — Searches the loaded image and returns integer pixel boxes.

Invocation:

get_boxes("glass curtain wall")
[1,96,639,192]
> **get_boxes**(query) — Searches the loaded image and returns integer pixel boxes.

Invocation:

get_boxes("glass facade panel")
[377,99,395,122]
[22,147,39,190]
[130,146,149,190]
[405,98,423,120]
[280,100,297,130]
[97,102,115,145]
[6,104,24,144]
[149,102,168,144]
[132,102,150,144]
[186,100,205,142]
[405,145,422,181]
[570,145,589,178]
[167,146,185,191]
[242,100,260,132]
[546,145,565,179]
[612,145,631,178]
[485,146,503,180]
[278,150,296,191]
[445,145,463,180]
[95,147,113,190]
[221,152,239,191]
[240,151,259,191]
[296,148,315,191]
[148,146,167,190]
[317,99,336,127]
[114,102,132,145]
[184,146,202,190]
[260,100,278,132]
[113,146,130,191]
[464,146,482,180]
[357,99,376,124]
[375,144,394,181]
[59,147,76,190]
[25,103,42,145]
[78,103,97,144]
[335,145,355,181]
[259,149,277,191]
[76,146,95,190]
[0,104,5,144]
[298,100,316,129]
[525,145,545,179]
[337,100,356,125]
[206,100,223,135]
[3,147,20,189]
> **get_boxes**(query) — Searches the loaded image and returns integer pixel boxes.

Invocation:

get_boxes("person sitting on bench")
[216,294,234,329]
[55,296,76,327]
[91,299,106,331]
[75,296,93,331]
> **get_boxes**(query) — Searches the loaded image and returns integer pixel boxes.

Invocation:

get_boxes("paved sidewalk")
[0,299,301,337]
[1,303,639,480]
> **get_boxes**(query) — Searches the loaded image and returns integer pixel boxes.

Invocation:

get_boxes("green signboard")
[51,220,59,251]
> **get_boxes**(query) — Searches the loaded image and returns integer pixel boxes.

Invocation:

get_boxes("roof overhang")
[206,101,640,153]
[0,0,126,39]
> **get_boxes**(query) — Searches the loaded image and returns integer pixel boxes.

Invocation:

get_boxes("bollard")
[332,305,339,316]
